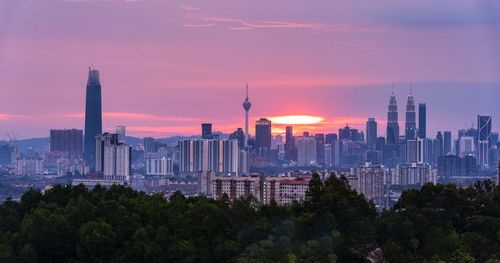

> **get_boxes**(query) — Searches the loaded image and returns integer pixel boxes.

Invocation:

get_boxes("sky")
[0,0,499,140]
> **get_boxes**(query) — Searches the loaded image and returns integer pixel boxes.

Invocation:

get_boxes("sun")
[267,115,324,125]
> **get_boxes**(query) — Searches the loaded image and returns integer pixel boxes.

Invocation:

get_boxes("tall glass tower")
[405,89,416,140]
[386,90,399,145]
[84,68,102,170]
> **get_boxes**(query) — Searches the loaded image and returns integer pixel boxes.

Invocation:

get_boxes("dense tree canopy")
[0,174,498,262]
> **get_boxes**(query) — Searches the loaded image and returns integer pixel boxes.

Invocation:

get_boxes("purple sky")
[0,0,499,139]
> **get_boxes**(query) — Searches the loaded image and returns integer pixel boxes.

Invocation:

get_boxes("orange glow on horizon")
[267,115,324,125]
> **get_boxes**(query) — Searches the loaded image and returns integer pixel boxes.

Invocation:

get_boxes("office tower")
[386,90,400,145]
[406,139,418,163]
[433,132,444,163]
[284,126,296,161]
[242,84,252,147]
[84,68,102,169]
[324,144,333,167]
[296,136,317,166]
[146,157,173,176]
[443,131,452,154]
[417,138,432,164]
[325,133,338,144]
[458,136,475,157]
[49,129,83,159]
[115,126,126,142]
[255,118,272,150]
[143,137,157,153]
[366,118,377,148]
[201,123,213,139]
[437,155,477,183]
[405,89,416,140]
[339,125,359,141]
[272,134,283,149]
[229,128,245,149]
[478,115,492,167]
[314,134,325,165]
[418,103,426,138]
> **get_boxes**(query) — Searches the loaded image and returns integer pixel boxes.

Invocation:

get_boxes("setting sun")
[267,115,325,125]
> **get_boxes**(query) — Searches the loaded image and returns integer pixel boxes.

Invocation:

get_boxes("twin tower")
[386,89,423,145]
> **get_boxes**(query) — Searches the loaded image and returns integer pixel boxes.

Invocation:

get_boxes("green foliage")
[0,176,498,262]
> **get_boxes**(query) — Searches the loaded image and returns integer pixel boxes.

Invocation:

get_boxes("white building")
[103,143,131,181]
[178,139,241,175]
[296,136,317,166]
[15,158,43,176]
[391,163,436,186]
[146,157,173,176]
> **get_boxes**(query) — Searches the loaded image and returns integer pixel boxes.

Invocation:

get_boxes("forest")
[0,174,498,262]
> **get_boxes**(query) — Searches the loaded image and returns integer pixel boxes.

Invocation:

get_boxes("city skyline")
[1,0,500,139]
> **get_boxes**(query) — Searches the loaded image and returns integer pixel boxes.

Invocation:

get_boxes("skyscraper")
[386,91,399,145]
[284,126,296,161]
[255,118,272,150]
[478,115,492,167]
[84,68,102,170]
[366,118,377,147]
[418,103,426,138]
[296,136,317,166]
[201,123,213,139]
[314,133,325,165]
[242,84,252,147]
[443,131,452,155]
[50,129,83,159]
[405,89,416,140]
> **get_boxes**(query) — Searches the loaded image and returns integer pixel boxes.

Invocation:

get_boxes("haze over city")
[1,0,499,139]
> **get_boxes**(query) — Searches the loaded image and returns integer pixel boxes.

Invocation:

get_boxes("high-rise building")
[406,139,418,163]
[229,128,245,149]
[433,132,444,163]
[339,125,359,141]
[255,118,272,151]
[178,139,240,175]
[15,158,43,176]
[405,89,416,140]
[296,136,317,166]
[351,162,386,202]
[458,136,475,157]
[50,129,83,159]
[386,90,400,145]
[478,115,492,168]
[314,134,325,165]
[418,103,426,138]
[115,126,126,143]
[94,133,131,181]
[143,137,157,154]
[84,68,102,169]
[201,123,213,139]
[242,84,252,147]
[366,118,377,148]
[417,138,432,164]
[443,131,452,154]
[284,126,296,161]
[146,157,174,176]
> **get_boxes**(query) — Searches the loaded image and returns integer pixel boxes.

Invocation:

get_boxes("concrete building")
[391,163,436,186]
[15,158,43,176]
[211,175,261,201]
[178,139,241,175]
[50,129,83,159]
[146,157,173,176]
[350,162,386,201]
[296,136,317,166]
